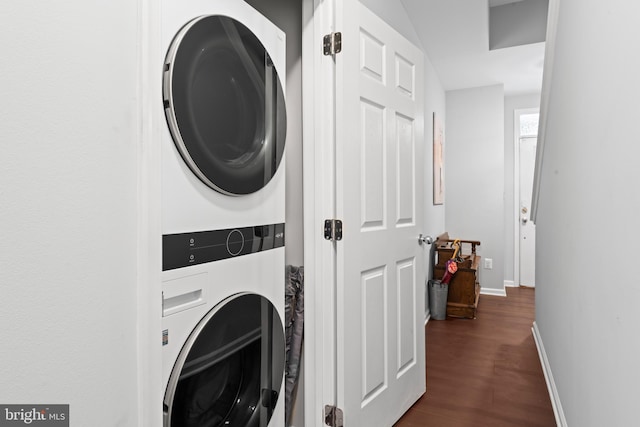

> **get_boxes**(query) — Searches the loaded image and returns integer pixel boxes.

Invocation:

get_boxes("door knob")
[418,234,433,245]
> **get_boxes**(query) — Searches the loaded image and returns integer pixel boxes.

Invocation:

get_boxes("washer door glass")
[164,293,285,427]
[164,15,287,195]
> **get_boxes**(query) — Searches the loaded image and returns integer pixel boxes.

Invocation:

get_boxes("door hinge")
[324,219,343,241]
[323,32,342,56]
[324,405,344,427]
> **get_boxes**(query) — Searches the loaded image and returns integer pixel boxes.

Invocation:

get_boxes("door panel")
[396,114,415,226]
[395,55,415,98]
[361,31,385,81]
[336,2,425,425]
[396,258,416,374]
[361,266,387,402]
[361,100,387,230]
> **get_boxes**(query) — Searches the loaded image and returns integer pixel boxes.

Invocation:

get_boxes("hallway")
[395,287,555,427]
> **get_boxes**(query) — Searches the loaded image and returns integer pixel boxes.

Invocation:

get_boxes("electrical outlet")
[484,258,493,270]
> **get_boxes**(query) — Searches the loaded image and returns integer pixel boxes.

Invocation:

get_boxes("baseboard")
[532,322,567,427]
[424,313,431,325]
[504,280,516,287]
[479,287,507,297]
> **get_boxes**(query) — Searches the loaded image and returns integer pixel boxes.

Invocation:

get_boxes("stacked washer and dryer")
[160,1,287,426]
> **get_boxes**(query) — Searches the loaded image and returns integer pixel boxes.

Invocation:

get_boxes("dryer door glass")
[164,293,285,427]
[164,15,287,195]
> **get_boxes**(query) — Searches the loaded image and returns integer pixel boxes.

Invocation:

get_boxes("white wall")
[423,59,447,243]
[503,93,541,284]
[423,55,447,313]
[0,2,141,426]
[535,0,640,425]
[445,85,505,293]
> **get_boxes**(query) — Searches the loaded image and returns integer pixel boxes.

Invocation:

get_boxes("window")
[519,113,539,137]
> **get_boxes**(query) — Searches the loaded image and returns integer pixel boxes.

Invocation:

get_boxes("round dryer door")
[164,15,287,195]
[164,293,285,427]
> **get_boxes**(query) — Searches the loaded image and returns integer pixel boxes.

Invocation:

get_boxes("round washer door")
[164,15,287,195]
[164,293,285,427]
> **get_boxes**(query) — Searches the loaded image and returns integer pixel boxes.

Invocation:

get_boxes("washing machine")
[161,249,285,427]
[160,0,287,425]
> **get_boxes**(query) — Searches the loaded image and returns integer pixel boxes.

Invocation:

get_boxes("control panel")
[163,223,285,271]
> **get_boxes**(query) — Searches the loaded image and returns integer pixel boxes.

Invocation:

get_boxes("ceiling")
[400,0,545,95]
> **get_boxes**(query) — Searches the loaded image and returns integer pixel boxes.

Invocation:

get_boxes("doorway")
[514,109,539,287]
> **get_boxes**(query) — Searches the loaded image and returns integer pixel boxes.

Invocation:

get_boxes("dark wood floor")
[395,287,556,427]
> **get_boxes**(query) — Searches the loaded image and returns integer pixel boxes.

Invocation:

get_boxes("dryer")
[160,1,287,426]
[161,0,287,235]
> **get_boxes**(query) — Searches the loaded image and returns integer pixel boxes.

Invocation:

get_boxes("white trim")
[303,0,338,425]
[136,0,163,425]
[513,109,520,288]
[531,0,560,222]
[513,108,539,287]
[424,313,431,325]
[504,280,516,287]
[532,322,567,427]
[480,287,507,297]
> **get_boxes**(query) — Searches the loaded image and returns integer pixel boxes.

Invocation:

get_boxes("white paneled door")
[519,136,537,286]
[335,2,426,425]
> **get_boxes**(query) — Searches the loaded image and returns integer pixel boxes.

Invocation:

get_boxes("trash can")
[428,279,448,320]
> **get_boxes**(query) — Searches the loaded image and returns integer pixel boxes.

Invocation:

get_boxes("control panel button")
[226,229,245,256]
